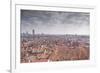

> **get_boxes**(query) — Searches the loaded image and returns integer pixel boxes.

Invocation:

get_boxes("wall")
[0,0,100,73]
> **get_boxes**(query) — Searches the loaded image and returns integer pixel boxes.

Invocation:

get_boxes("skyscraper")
[32,29,35,35]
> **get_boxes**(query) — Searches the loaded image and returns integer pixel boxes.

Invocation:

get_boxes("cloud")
[21,10,90,35]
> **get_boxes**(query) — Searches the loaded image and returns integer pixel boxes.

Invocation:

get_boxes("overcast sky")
[21,10,90,35]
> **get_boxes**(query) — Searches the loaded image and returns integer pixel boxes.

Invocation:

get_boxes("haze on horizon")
[21,10,90,35]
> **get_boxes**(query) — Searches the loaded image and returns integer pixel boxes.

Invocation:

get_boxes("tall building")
[32,29,35,35]
[32,29,35,39]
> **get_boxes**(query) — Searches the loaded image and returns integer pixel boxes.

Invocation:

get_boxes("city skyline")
[21,10,90,35]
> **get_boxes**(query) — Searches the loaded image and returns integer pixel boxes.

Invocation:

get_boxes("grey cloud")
[21,10,90,35]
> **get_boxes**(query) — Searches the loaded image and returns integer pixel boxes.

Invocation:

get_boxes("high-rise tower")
[32,29,35,35]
